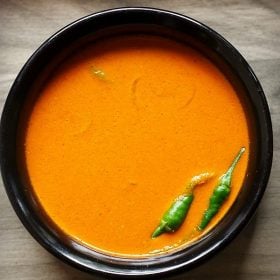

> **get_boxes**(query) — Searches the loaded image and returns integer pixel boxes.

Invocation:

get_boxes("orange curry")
[20,35,249,256]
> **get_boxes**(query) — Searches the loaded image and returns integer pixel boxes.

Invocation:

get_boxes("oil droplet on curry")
[20,35,249,256]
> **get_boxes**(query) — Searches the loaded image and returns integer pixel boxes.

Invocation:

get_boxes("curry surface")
[20,35,249,256]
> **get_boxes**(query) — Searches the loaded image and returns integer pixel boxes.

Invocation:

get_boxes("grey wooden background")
[0,1,279,279]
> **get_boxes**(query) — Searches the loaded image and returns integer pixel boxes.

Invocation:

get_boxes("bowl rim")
[0,7,273,279]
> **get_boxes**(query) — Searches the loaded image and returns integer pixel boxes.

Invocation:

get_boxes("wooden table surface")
[0,1,279,279]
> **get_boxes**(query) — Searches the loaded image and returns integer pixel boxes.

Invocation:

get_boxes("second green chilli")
[198,147,245,231]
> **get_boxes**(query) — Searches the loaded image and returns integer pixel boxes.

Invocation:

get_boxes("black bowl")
[0,7,273,279]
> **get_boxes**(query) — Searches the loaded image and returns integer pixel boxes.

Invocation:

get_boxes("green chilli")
[152,172,213,239]
[90,66,106,80]
[198,147,245,231]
